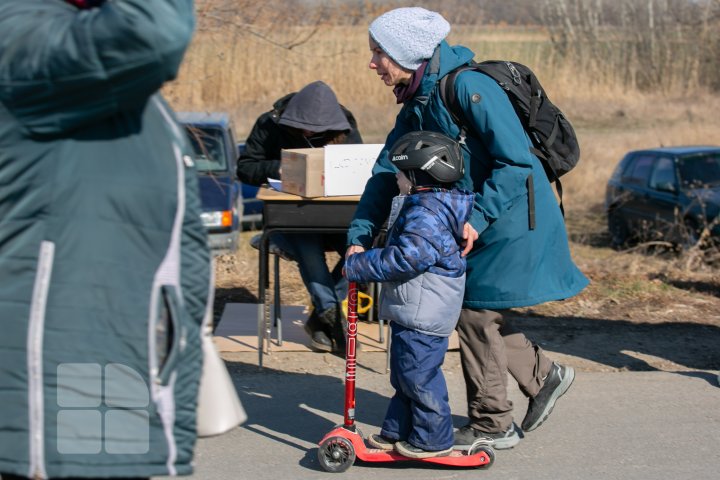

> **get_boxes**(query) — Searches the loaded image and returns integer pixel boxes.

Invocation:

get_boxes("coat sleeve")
[0,0,195,135]
[344,204,444,283]
[236,115,282,186]
[453,72,535,235]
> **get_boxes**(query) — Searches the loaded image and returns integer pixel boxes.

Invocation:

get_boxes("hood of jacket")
[396,188,474,243]
[278,81,351,132]
[269,92,360,134]
[415,41,475,101]
[0,1,194,136]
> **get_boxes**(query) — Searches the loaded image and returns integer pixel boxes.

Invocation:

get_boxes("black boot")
[304,308,332,352]
[318,305,346,354]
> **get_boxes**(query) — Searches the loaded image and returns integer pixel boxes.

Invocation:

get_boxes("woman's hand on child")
[461,223,478,257]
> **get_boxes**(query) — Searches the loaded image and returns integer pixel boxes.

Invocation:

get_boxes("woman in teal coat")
[347,7,589,450]
[0,1,211,478]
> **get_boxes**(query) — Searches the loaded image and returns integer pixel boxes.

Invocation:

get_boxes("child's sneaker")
[394,441,452,459]
[367,434,395,451]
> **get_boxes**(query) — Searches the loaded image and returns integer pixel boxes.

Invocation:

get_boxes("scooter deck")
[319,426,493,468]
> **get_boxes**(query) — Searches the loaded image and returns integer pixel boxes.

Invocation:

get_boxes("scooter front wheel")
[317,436,356,473]
[469,444,495,469]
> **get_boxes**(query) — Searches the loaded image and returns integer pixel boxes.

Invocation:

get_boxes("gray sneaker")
[521,362,575,432]
[455,423,519,450]
[394,441,452,459]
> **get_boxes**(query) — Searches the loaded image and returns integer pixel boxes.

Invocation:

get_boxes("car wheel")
[608,210,629,249]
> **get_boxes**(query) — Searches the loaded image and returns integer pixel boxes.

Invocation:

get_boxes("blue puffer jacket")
[347,41,589,309]
[345,189,473,336]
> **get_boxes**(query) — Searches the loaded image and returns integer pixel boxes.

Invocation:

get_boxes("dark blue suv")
[605,146,720,248]
[178,112,244,254]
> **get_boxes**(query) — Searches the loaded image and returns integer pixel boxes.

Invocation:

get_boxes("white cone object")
[196,324,247,437]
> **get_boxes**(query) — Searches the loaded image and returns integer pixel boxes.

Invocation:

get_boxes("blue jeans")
[380,323,453,451]
[270,232,347,313]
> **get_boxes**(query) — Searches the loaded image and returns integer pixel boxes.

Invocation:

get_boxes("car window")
[649,157,677,191]
[185,126,227,173]
[678,152,720,188]
[609,154,633,182]
[621,155,654,186]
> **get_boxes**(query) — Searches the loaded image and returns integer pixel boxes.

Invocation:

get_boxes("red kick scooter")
[316,282,495,473]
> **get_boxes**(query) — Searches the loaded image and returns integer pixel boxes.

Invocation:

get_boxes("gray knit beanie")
[369,7,450,71]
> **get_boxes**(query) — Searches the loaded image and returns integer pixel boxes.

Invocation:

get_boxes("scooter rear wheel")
[469,444,495,469]
[318,436,356,473]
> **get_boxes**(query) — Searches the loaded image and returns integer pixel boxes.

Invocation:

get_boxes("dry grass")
[165,25,720,208]
[163,25,590,136]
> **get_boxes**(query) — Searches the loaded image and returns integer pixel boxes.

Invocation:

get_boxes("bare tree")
[539,0,720,92]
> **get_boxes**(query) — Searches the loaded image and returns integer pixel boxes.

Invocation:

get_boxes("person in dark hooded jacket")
[238,81,364,353]
[0,1,211,479]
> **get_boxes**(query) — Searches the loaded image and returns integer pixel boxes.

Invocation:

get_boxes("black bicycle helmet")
[389,131,464,184]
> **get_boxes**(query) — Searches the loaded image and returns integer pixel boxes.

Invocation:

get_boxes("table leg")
[257,231,271,368]
[374,283,384,344]
[273,255,282,345]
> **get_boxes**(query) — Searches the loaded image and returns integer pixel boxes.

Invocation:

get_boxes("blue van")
[178,112,260,254]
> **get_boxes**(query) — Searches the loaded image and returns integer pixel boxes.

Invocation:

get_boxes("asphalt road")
[158,351,720,480]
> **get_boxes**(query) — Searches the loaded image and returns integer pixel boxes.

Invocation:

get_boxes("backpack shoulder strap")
[439,64,480,140]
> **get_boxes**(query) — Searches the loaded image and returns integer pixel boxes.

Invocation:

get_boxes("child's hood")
[408,189,474,238]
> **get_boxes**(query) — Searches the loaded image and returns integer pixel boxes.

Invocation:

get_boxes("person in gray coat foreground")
[0,0,211,478]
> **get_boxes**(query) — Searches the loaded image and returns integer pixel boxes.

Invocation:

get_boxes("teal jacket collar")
[415,41,475,101]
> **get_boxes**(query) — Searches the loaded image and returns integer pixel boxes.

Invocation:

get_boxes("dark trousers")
[456,308,552,433]
[380,322,454,451]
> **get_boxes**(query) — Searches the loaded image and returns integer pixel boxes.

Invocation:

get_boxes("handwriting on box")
[324,144,384,196]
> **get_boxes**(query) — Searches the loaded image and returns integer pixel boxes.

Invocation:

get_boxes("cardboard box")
[280,144,384,197]
[280,148,325,197]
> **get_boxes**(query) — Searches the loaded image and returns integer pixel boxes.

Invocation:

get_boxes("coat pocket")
[153,285,182,386]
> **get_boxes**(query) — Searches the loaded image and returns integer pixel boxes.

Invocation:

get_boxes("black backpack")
[439,60,580,219]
